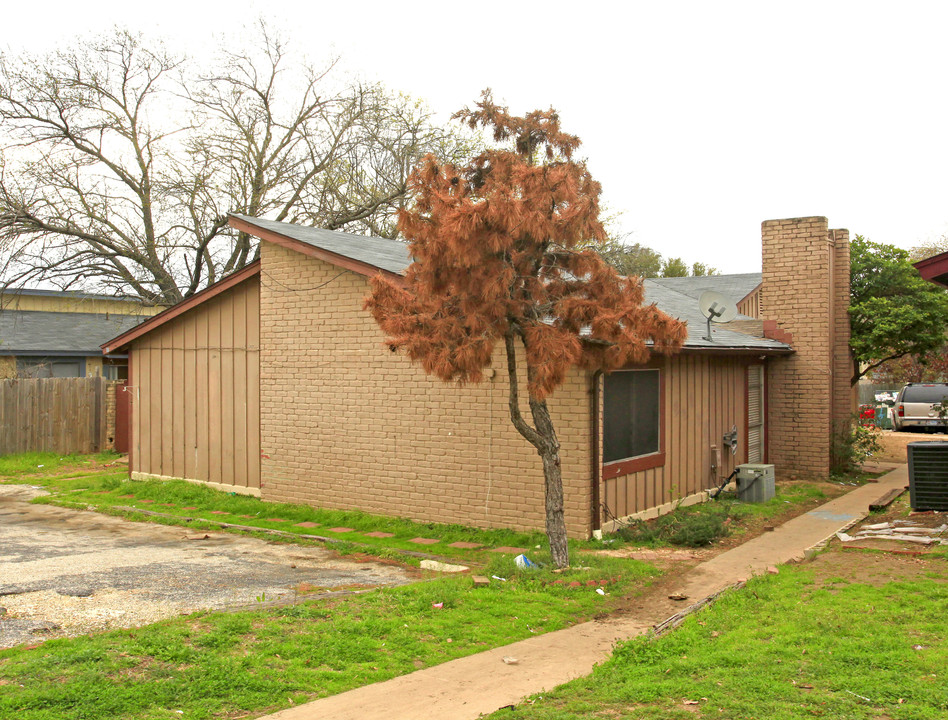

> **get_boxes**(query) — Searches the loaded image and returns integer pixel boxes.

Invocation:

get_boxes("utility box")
[907,441,948,511]
[736,463,776,503]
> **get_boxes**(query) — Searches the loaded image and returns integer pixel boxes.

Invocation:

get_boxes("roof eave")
[228,215,405,282]
[581,337,794,356]
[678,345,794,356]
[914,251,948,287]
[101,260,261,354]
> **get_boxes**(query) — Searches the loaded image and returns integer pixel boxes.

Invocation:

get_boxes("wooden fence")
[0,377,113,455]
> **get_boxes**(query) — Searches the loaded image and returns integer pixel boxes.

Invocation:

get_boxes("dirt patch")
[830,495,948,557]
[875,430,946,463]
[594,483,944,625]
[0,487,420,649]
[807,497,947,587]
[597,479,854,564]
[806,548,946,587]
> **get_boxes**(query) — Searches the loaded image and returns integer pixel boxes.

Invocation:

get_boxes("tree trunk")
[503,332,570,568]
[534,407,570,569]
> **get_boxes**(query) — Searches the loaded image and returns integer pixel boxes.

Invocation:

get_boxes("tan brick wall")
[85,356,103,377]
[258,243,594,538]
[104,379,120,450]
[0,356,14,379]
[762,217,851,477]
[830,229,857,420]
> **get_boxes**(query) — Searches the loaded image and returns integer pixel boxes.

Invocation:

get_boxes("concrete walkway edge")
[258,466,909,720]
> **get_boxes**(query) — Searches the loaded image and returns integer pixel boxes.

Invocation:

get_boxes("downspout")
[590,370,603,534]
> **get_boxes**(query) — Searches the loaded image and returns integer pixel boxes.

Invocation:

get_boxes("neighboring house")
[0,289,164,380]
[914,250,948,287]
[103,215,853,538]
[647,272,763,319]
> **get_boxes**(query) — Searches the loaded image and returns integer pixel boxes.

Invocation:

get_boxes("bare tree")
[0,27,466,303]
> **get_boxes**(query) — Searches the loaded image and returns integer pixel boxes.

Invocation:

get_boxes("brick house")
[0,288,164,379]
[103,215,853,538]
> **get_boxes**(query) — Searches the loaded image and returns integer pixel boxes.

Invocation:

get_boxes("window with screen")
[15,357,83,378]
[603,368,661,464]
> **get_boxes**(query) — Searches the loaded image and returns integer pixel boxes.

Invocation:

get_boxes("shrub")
[831,417,882,475]
[616,506,731,547]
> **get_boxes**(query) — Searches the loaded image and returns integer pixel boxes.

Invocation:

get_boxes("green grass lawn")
[0,452,893,719]
[0,548,657,719]
[0,452,662,719]
[487,553,948,719]
[2,452,559,564]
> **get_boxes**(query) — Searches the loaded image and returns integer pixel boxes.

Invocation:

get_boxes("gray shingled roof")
[642,279,787,351]
[232,214,411,275]
[646,273,762,302]
[236,216,789,353]
[0,310,146,355]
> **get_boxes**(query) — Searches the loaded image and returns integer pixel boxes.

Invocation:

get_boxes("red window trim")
[601,364,667,480]
[602,451,666,479]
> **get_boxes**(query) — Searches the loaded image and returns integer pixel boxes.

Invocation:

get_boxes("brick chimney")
[761,217,853,477]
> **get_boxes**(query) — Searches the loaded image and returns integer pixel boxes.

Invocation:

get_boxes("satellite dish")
[698,291,738,342]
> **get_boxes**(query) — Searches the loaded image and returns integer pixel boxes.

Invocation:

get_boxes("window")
[102,363,128,381]
[15,357,84,378]
[602,368,664,477]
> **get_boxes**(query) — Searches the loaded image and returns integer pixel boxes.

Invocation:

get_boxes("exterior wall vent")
[907,441,948,511]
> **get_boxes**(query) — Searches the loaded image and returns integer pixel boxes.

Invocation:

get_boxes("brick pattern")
[762,217,851,477]
[762,319,793,344]
[104,380,120,450]
[830,229,857,421]
[258,243,594,538]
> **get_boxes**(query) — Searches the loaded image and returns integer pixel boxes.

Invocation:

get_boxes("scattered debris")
[767,566,779,575]
[841,546,931,557]
[502,656,519,665]
[668,592,688,601]
[595,587,606,596]
[836,519,947,547]
[491,575,507,582]
[472,575,490,587]
[514,554,537,569]
[57,588,93,598]
[869,488,906,512]
[431,602,443,609]
[29,622,61,635]
[420,560,469,573]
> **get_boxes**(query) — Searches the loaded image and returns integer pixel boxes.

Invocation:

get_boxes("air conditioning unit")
[736,463,776,503]
[907,441,948,511]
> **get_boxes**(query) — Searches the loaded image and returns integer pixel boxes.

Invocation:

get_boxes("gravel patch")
[0,486,419,648]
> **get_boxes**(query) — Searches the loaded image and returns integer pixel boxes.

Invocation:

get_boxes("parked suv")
[893,383,948,433]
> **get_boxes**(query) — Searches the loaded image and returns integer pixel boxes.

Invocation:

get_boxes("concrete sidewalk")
[259,466,909,720]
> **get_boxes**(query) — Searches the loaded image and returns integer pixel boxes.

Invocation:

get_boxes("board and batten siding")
[600,354,754,523]
[737,286,761,318]
[129,275,260,493]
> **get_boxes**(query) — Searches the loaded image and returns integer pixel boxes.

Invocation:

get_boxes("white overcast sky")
[2,0,947,273]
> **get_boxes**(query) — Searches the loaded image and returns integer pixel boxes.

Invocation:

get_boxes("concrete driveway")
[0,485,418,648]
